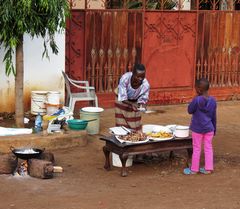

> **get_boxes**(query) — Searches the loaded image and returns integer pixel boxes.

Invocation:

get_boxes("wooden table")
[100,135,193,177]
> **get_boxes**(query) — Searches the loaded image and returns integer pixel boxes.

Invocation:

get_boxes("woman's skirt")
[115,98,141,131]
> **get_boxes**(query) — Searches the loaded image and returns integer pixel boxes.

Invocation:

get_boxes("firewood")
[0,153,18,174]
[37,152,55,164]
[28,159,54,179]
[53,166,63,173]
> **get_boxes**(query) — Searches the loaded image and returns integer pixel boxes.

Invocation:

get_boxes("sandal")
[200,168,212,174]
[183,168,197,175]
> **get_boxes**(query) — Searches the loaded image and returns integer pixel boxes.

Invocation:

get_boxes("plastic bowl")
[174,125,189,138]
[67,119,88,130]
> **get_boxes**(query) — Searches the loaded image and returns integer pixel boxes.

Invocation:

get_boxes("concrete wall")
[172,0,191,10]
[72,0,105,9]
[0,32,65,113]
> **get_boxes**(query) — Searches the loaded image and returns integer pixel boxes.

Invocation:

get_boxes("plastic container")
[174,125,189,138]
[43,115,57,121]
[35,113,42,133]
[47,124,61,132]
[142,124,166,134]
[45,103,60,115]
[31,91,48,115]
[67,119,88,130]
[47,91,60,105]
[80,107,104,135]
[112,153,133,167]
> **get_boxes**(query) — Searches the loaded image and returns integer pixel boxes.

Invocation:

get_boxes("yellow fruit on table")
[149,131,173,138]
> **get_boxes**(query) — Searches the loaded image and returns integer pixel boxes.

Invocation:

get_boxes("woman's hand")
[139,103,147,109]
[122,100,139,111]
[132,103,139,112]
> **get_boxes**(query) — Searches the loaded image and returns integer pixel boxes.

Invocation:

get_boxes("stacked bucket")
[31,91,61,115]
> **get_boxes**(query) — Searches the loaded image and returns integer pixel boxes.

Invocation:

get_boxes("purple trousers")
[191,131,214,172]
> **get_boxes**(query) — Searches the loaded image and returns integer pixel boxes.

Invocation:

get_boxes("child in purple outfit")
[184,78,217,175]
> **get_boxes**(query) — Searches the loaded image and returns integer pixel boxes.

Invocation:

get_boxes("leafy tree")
[0,0,70,127]
[125,0,177,10]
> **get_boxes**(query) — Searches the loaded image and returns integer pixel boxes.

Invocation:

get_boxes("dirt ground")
[0,101,240,209]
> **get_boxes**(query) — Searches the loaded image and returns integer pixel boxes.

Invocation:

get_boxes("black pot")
[10,146,44,160]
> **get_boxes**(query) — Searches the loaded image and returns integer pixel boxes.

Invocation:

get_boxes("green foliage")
[126,1,142,9]
[148,0,177,10]
[126,0,177,10]
[0,0,70,76]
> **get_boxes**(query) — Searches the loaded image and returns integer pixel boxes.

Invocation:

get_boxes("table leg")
[169,151,174,160]
[119,154,128,177]
[186,148,193,167]
[103,146,111,171]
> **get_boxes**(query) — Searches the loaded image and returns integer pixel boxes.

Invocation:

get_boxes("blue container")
[34,113,42,132]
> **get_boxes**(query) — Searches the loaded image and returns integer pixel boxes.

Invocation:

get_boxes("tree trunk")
[190,0,195,10]
[15,36,24,127]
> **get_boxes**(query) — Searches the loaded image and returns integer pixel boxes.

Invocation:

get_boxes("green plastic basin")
[67,119,88,130]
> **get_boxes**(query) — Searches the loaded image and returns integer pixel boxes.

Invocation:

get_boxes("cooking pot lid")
[31,90,48,94]
[142,125,171,133]
[176,125,189,130]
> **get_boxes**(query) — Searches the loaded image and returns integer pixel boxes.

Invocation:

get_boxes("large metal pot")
[10,146,44,160]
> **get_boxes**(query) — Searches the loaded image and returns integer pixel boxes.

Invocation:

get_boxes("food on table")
[147,131,173,138]
[119,132,147,142]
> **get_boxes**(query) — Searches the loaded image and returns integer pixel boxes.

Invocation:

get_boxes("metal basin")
[10,146,44,160]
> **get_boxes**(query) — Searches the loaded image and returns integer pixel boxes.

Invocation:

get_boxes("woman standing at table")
[115,63,150,131]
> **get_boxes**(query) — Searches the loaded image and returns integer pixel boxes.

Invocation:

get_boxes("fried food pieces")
[119,132,147,142]
[147,131,173,138]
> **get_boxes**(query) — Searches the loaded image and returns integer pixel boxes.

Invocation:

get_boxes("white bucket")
[47,91,60,105]
[45,103,60,115]
[112,153,133,167]
[31,91,48,115]
[80,107,104,135]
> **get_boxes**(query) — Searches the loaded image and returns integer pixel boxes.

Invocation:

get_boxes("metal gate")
[84,11,143,93]
[143,11,197,104]
[66,0,240,107]
[196,11,240,87]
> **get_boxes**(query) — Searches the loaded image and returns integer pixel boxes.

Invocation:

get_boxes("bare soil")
[0,101,240,209]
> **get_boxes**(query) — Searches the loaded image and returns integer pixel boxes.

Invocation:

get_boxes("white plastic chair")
[62,71,98,112]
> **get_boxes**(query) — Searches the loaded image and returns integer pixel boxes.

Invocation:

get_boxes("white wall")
[0,32,65,113]
[72,0,105,9]
[172,0,191,10]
